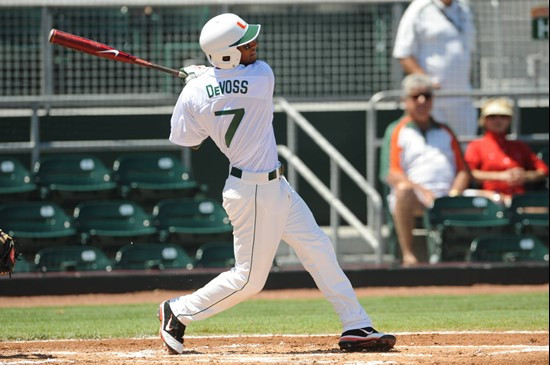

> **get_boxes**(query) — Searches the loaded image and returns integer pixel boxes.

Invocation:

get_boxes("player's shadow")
[0,353,55,360]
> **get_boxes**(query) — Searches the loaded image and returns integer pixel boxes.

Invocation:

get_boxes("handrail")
[275,97,383,262]
[278,145,380,252]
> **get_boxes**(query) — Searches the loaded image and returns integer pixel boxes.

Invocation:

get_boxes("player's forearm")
[399,57,425,75]
[450,170,470,194]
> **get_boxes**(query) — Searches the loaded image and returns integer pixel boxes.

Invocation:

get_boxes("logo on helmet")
[237,22,246,29]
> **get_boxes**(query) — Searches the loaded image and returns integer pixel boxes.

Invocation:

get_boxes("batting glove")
[181,65,210,85]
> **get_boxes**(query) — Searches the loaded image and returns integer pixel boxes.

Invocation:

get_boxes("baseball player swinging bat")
[48,29,188,79]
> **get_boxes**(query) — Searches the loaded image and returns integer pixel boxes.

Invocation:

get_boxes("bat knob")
[48,29,57,43]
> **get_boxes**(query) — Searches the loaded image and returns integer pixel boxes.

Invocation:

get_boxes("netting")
[0,0,548,99]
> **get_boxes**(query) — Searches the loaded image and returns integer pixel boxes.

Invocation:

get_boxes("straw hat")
[479,98,513,126]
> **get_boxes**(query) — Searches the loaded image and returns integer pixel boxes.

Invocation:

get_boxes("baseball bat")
[48,29,187,78]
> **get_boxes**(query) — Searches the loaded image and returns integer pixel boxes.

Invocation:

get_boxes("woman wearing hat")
[464,98,548,205]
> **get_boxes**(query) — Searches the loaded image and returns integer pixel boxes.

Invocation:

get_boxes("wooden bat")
[48,29,187,78]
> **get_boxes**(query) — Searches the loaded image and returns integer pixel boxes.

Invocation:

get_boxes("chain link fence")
[1,0,548,100]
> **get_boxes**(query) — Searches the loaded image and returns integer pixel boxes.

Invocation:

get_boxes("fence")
[0,0,548,100]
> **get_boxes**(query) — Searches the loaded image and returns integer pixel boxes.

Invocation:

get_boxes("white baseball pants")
[169,171,372,332]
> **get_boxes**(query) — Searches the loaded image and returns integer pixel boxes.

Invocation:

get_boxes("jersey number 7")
[215,108,245,148]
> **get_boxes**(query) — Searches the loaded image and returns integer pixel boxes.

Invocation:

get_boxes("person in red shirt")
[464,98,548,205]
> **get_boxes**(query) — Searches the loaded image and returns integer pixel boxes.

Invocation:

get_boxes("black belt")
[230,164,285,181]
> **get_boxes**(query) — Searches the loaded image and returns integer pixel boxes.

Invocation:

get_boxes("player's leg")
[160,177,290,353]
[280,178,395,351]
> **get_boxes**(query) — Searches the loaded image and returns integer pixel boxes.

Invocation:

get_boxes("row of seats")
[13,241,235,274]
[422,193,549,263]
[0,153,203,207]
[0,197,233,255]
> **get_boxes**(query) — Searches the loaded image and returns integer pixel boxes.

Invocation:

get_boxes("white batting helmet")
[199,13,261,69]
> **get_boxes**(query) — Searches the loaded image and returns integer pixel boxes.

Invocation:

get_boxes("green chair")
[424,196,510,263]
[153,197,233,243]
[113,153,198,200]
[73,200,157,248]
[12,255,34,273]
[509,191,549,243]
[0,201,76,239]
[34,154,116,194]
[195,241,235,268]
[468,234,548,263]
[114,243,194,270]
[34,245,113,272]
[0,157,37,197]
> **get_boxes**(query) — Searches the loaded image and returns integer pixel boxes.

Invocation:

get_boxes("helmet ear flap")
[207,47,242,69]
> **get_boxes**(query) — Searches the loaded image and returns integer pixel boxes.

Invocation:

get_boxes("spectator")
[380,74,470,265]
[393,0,477,137]
[464,98,549,205]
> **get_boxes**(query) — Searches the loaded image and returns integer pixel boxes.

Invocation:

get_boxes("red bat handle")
[48,29,186,78]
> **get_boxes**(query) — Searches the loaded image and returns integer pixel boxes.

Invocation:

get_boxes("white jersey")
[170,60,278,172]
[393,0,475,91]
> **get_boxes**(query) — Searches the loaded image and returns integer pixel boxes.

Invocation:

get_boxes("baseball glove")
[0,229,17,277]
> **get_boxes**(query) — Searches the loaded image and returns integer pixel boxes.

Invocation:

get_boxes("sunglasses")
[409,92,433,101]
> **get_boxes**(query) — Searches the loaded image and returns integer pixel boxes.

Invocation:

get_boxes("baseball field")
[0,285,548,365]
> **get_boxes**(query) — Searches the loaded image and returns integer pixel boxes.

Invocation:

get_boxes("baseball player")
[158,13,396,354]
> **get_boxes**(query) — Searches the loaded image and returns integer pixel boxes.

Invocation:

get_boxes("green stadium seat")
[509,191,549,243]
[468,234,548,263]
[423,196,510,263]
[537,146,549,167]
[73,200,157,249]
[33,154,116,199]
[34,245,113,272]
[194,241,235,268]
[113,153,199,204]
[0,157,37,198]
[0,201,76,239]
[12,255,34,273]
[153,197,233,245]
[114,243,194,270]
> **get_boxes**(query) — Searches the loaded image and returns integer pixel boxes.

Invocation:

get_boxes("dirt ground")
[1,285,548,365]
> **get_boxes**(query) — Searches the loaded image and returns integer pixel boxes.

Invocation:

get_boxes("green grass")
[0,292,547,340]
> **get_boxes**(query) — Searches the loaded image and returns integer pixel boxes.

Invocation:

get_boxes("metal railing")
[277,98,384,263]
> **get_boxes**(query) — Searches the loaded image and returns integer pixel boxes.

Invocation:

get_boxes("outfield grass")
[0,292,547,340]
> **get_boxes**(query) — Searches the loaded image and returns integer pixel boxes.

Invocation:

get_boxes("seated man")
[380,74,470,265]
[464,98,549,206]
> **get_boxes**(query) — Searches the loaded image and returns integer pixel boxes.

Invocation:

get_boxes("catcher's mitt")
[0,229,17,277]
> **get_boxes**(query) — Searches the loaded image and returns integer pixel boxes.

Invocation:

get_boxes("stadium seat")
[194,241,235,268]
[12,255,34,273]
[112,153,199,205]
[73,200,157,250]
[33,154,117,202]
[114,243,194,270]
[0,201,76,239]
[153,197,233,245]
[0,157,37,200]
[537,146,549,167]
[509,191,549,242]
[423,196,510,263]
[468,234,548,263]
[34,245,113,272]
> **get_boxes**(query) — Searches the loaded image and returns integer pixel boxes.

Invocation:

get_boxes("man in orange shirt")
[380,74,470,265]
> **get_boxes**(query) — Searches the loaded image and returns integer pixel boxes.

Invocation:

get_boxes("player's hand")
[181,65,210,85]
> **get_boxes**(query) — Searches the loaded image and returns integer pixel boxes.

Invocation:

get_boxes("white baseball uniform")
[393,0,478,137]
[167,60,372,332]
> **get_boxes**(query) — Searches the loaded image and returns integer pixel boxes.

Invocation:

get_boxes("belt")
[230,164,285,182]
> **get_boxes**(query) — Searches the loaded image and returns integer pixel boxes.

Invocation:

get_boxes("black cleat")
[158,300,186,354]
[338,327,396,352]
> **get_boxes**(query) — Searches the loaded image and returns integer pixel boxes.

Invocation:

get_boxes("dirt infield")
[1,332,548,365]
[1,285,548,364]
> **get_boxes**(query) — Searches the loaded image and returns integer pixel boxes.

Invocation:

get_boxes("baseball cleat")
[158,300,186,354]
[338,327,396,352]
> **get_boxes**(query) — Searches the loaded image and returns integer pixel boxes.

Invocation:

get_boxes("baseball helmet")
[199,13,261,69]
